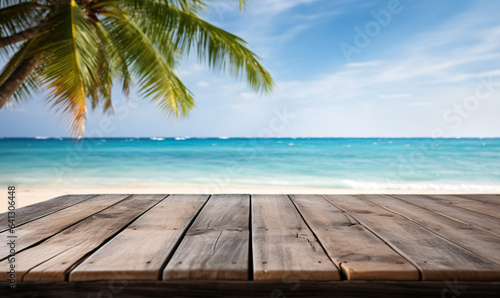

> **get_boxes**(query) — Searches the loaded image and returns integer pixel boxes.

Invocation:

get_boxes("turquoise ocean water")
[1,138,499,191]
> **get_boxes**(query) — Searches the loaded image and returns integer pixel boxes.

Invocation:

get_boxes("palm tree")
[0,0,273,136]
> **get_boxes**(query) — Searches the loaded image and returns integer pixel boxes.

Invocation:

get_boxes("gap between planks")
[290,194,419,280]
[0,195,167,282]
[323,195,500,281]
[362,195,500,266]
[251,195,340,281]
[70,194,210,281]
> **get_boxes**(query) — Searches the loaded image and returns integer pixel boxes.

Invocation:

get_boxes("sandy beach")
[5,186,498,213]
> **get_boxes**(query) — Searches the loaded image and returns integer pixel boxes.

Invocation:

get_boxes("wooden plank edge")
[59,195,171,282]
[70,195,212,282]
[285,195,342,280]
[0,194,99,232]
[1,281,499,298]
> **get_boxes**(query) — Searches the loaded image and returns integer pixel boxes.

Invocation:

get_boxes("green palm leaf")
[122,0,273,94]
[0,0,274,136]
[103,9,194,117]
[0,37,40,103]
[0,1,50,56]
[34,0,100,136]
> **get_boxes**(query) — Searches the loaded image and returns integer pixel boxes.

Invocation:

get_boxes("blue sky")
[1,0,500,137]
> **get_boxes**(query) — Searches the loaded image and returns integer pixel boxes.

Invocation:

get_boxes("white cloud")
[167,1,500,138]
[345,60,385,68]
[406,101,434,107]
[196,81,210,87]
[240,92,255,99]
[378,93,411,99]
[250,0,319,16]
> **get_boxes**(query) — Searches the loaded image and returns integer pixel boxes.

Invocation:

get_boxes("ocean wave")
[150,137,165,141]
[340,179,500,191]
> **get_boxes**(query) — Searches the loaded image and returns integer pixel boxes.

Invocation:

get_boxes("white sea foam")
[150,137,164,141]
[35,136,49,139]
[341,179,500,191]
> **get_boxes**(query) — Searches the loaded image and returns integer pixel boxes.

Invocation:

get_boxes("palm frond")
[94,22,131,99]
[10,73,39,104]
[0,38,35,84]
[0,37,40,104]
[102,10,195,117]
[34,0,100,136]
[0,0,272,137]
[110,0,206,13]
[123,0,274,94]
[0,1,50,57]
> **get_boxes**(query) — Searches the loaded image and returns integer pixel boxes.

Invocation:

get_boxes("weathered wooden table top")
[1,194,500,297]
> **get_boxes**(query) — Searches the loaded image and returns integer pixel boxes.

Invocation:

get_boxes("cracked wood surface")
[0,195,165,282]
[0,194,130,259]
[163,194,250,280]
[70,195,209,281]
[393,195,500,237]
[289,195,418,280]
[0,194,499,283]
[363,195,500,266]
[324,195,500,281]
[252,195,340,280]
[0,194,97,232]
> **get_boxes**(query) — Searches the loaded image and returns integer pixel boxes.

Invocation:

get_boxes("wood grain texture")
[0,195,96,232]
[163,194,249,280]
[364,195,500,266]
[252,195,340,281]
[70,195,209,281]
[324,195,500,281]
[290,195,418,280]
[424,195,500,219]
[394,195,500,237]
[3,193,500,285]
[0,195,166,282]
[2,281,500,298]
[0,194,130,260]
[460,195,500,206]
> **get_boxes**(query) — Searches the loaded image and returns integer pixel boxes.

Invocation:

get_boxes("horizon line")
[1,137,500,140]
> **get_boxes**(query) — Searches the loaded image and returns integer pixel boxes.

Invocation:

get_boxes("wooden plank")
[394,195,500,237]
[252,195,340,281]
[70,194,209,281]
[289,195,418,280]
[0,195,96,232]
[364,195,500,266]
[460,194,500,206]
[0,194,130,260]
[2,281,500,298]
[0,194,166,282]
[163,194,249,280]
[424,195,500,219]
[324,195,500,281]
